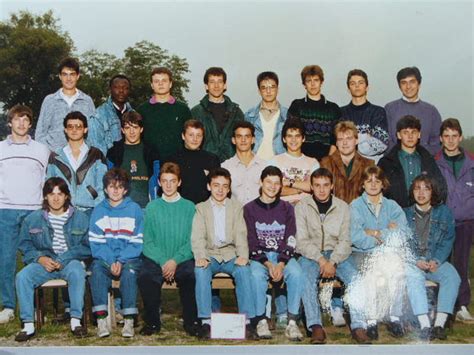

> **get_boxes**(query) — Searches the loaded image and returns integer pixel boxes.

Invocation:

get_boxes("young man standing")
[244,71,288,160]
[47,111,108,214]
[288,65,340,160]
[168,120,220,204]
[435,118,474,322]
[385,67,442,155]
[36,57,95,152]
[378,115,447,208]
[138,162,199,336]
[296,168,370,344]
[88,75,134,155]
[244,166,304,341]
[341,69,389,163]
[137,67,192,160]
[107,111,160,208]
[0,105,50,324]
[15,177,91,341]
[191,168,257,339]
[89,168,144,338]
[191,67,245,162]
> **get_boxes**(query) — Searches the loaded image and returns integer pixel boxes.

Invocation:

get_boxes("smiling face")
[260,175,282,201]
[182,126,204,151]
[46,186,68,214]
[283,128,305,154]
[399,75,420,101]
[59,67,80,92]
[336,130,358,157]
[412,180,432,209]
[122,122,143,145]
[440,128,462,155]
[205,75,227,100]
[208,175,231,204]
[105,181,128,206]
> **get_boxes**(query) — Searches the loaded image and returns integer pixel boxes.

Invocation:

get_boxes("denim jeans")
[16,260,86,322]
[250,252,303,317]
[299,252,366,330]
[423,262,461,314]
[0,209,32,309]
[195,257,255,319]
[90,258,141,316]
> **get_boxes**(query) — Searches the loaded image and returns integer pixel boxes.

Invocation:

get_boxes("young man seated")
[89,168,144,338]
[15,177,90,341]
[191,168,257,339]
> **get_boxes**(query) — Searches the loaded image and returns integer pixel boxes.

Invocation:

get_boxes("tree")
[0,10,73,121]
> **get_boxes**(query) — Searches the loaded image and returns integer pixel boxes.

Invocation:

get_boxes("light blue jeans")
[423,261,460,314]
[195,257,255,319]
[250,252,303,317]
[16,260,86,322]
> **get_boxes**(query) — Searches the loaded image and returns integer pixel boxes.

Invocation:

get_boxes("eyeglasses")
[259,85,277,91]
[66,124,84,130]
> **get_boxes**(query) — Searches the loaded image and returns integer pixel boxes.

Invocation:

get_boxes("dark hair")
[257,71,279,87]
[397,66,422,85]
[58,57,80,74]
[121,111,143,128]
[396,115,421,132]
[109,74,131,88]
[103,167,131,192]
[42,177,71,211]
[440,118,463,136]
[261,166,283,182]
[204,67,227,84]
[347,69,368,88]
[183,119,205,134]
[208,167,232,185]
[282,117,306,146]
[301,65,324,84]
[159,162,181,180]
[232,121,255,137]
[7,104,33,124]
[360,166,390,193]
[310,168,334,184]
[409,174,441,206]
[63,111,88,140]
[150,67,173,82]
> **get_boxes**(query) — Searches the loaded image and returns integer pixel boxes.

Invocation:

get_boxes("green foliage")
[0,10,73,121]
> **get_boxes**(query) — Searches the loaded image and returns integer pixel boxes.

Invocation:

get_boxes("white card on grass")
[210,313,246,339]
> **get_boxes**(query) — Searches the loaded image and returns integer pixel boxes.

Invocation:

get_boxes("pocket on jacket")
[86,185,98,199]
[29,228,47,247]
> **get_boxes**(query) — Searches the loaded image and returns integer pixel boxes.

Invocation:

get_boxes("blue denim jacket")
[244,103,288,156]
[18,207,91,266]
[404,204,455,264]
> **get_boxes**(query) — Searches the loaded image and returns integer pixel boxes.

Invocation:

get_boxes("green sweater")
[137,99,192,160]
[143,197,195,266]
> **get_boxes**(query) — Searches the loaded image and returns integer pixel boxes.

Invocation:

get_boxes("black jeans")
[138,256,198,328]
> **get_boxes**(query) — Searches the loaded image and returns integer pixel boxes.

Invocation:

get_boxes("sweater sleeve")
[244,204,268,264]
[277,203,297,264]
[117,205,144,264]
[143,204,167,266]
[88,207,115,265]
[358,107,389,158]
[170,205,195,265]
[427,107,442,155]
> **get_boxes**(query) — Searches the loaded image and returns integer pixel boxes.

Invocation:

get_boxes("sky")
[1,0,473,136]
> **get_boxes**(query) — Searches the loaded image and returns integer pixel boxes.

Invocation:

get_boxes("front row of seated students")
[14,163,460,343]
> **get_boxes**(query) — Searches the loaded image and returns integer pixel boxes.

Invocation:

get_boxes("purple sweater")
[243,198,297,264]
[385,98,442,155]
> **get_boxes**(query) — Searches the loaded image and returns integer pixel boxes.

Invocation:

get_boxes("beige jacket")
[191,197,249,262]
[295,195,351,265]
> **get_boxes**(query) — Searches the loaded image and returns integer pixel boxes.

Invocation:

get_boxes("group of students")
[0,57,473,345]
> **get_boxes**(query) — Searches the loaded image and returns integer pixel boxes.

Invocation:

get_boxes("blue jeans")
[90,259,141,316]
[299,252,366,330]
[250,252,303,317]
[16,260,86,322]
[195,257,255,319]
[423,262,460,314]
[0,209,32,309]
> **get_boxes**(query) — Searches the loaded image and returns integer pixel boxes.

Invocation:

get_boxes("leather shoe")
[386,321,404,338]
[15,331,35,342]
[431,326,447,340]
[71,325,87,338]
[351,328,371,344]
[310,325,327,344]
[367,324,379,340]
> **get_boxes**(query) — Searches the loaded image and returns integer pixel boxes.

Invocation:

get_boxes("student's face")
[65,119,87,142]
[397,128,420,150]
[208,176,230,203]
[232,127,255,153]
[348,75,368,98]
[440,128,463,153]
[399,75,420,100]
[304,75,322,97]
[336,130,358,156]
[311,176,333,203]
[259,79,279,104]
[260,175,282,200]
[363,175,383,197]
[9,114,31,137]
[46,186,68,214]
[151,73,172,96]
[283,128,304,153]
[205,75,227,100]
[182,126,204,151]
[159,173,181,198]
[122,122,143,145]
[59,67,80,91]
[105,182,128,205]
[413,181,432,208]
[110,78,130,105]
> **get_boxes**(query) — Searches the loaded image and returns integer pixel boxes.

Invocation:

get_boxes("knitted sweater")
[143,197,195,266]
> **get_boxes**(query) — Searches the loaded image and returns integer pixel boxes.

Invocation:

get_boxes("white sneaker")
[285,320,303,341]
[97,317,110,338]
[122,318,134,338]
[256,319,272,339]
[456,306,474,323]
[0,308,15,324]
[331,307,346,327]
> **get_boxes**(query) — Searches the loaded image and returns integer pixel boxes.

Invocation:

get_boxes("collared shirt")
[259,101,281,121]
[221,154,267,205]
[367,194,383,218]
[59,89,79,108]
[112,101,128,115]
[402,96,420,103]
[6,134,32,146]
[149,95,176,105]
[162,193,181,203]
[398,149,421,193]
[211,198,227,247]
[63,142,89,172]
